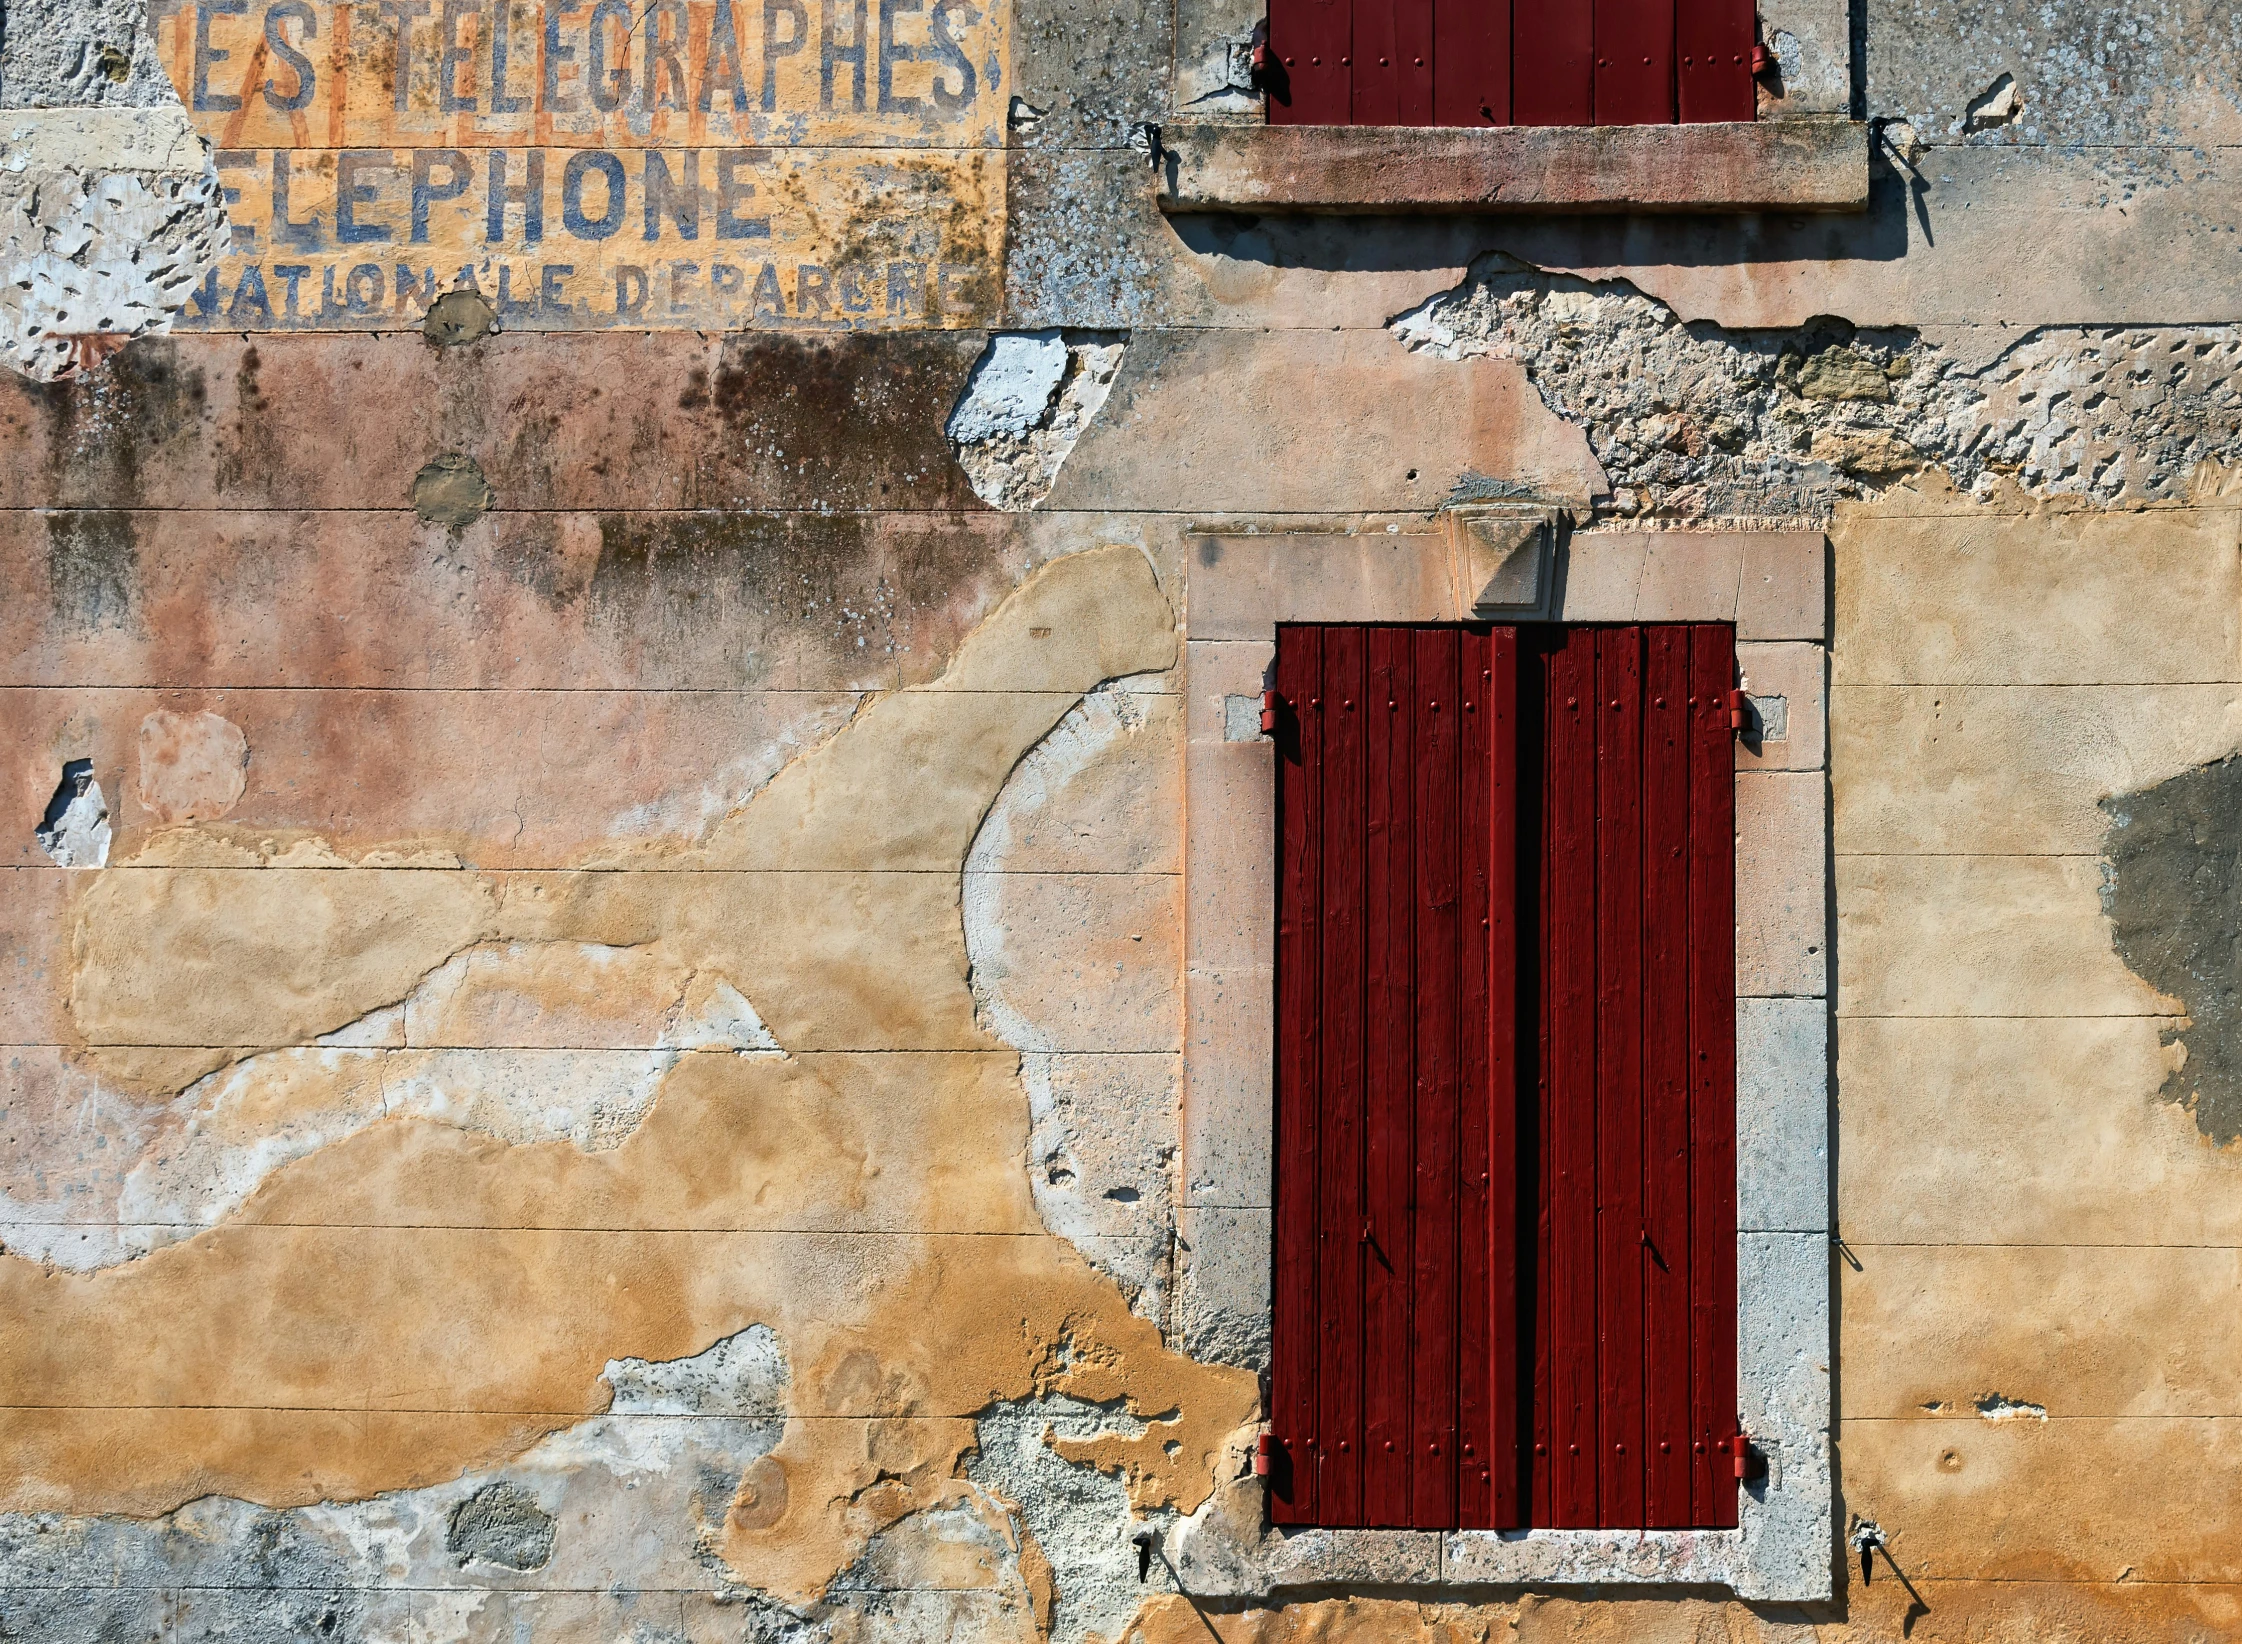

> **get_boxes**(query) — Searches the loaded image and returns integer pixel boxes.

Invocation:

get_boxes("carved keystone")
[1446,503,1559,614]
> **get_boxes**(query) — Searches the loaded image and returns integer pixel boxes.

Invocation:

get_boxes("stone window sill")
[1152,117,1869,214]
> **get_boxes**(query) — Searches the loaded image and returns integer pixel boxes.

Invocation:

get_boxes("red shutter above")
[1266,0,1754,125]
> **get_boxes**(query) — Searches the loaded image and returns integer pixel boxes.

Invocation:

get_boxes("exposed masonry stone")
[965,1395,1176,1644]
[948,330,1127,509]
[1394,254,2242,520]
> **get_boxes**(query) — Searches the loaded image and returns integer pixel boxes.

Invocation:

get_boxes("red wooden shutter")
[1525,622,1737,1530]
[1269,622,1734,1533]
[1269,625,1522,1529]
[1267,0,1752,126]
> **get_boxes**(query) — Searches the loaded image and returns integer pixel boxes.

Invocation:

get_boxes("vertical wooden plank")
[1526,628,1554,1528]
[1687,623,1739,1529]
[1641,626,1695,1528]
[1542,626,1599,1527]
[1457,628,1494,1531]
[1410,628,1462,1529]
[1511,0,1593,124]
[1483,626,1525,1528]
[1271,627,1324,1525]
[1433,0,1510,124]
[1593,628,1646,1529]
[1394,0,1436,123]
[1594,0,1675,122]
[1676,0,1755,121]
[1362,628,1414,1526]
[1268,0,1354,124]
[1351,0,1401,125]
[1316,628,1368,1526]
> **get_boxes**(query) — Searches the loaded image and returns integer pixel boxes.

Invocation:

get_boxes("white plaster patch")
[0,948,784,1271]
[964,680,1178,1319]
[34,760,109,866]
[950,330,1069,443]
[0,108,226,381]
[948,332,1128,510]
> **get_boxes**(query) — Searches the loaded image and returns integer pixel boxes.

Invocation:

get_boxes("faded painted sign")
[150,0,1007,328]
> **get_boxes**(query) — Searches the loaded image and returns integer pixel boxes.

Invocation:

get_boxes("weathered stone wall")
[4,0,2242,1634]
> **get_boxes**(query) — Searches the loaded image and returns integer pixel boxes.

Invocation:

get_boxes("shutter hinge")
[1254,1432,1275,1476]
[1726,1432,1761,1480]
[1726,687,1749,732]
[1750,42,1773,76]
[1261,689,1283,734]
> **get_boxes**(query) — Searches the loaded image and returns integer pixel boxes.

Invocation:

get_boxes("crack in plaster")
[1394,254,2242,521]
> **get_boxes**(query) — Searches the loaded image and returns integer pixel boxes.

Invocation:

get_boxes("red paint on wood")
[1269,0,1353,124]
[1593,628,1646,1528]
[1410,628,1463,1528]
[1593,0,1676,123]
[1362,629,1416,1526]
[1319,626,1369,1525]
[1676,0,1755,120]
[1524,628,1553,1529]
[1687,624,1739,1529]
[1270,622,1733,1535]
[1394,0,1437,122]
[1456,629,1495,1531]
[1541,627,1599,1527]
[1271,628,1324,1525]
[1641,626,1695,1527]
[1433,0,1510,124]
[1511,0,1593,124]
[1352,0,1402,125]
[1482,626,1525,1527]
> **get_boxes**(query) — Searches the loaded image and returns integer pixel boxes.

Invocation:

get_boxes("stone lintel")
[1154,118,1870,215]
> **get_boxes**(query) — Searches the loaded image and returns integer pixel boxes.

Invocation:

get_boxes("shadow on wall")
[2104,754,2242,1146]
[1163,151,1914,276]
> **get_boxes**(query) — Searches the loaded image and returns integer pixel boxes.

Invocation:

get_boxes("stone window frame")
[1170,513,1833,1603]
[1156,0,1867,214]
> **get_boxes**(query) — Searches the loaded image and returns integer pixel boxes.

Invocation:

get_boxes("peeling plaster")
[0,1329,791,1640]
[3,943,786,1272]
[0,108,225,380]
[949,330,1128,510]
[965,676,1182,1320]
[1395,255,2242,520]
[0,546,1258,1632]
[33,757,108,866]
